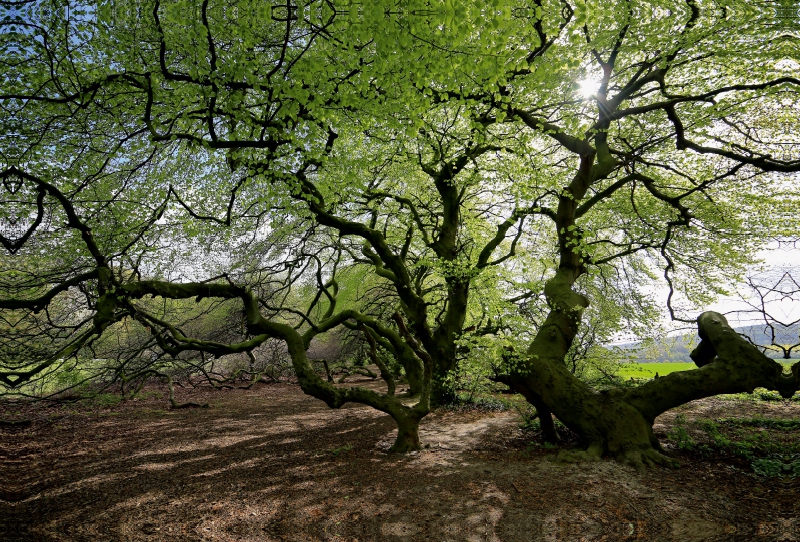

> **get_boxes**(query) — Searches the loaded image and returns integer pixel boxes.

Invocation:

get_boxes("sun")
[577,78,601,99]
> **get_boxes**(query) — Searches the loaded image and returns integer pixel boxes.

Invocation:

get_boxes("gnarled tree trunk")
[511,304,799,470]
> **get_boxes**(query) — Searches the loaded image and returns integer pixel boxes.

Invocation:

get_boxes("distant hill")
[612,324,800,363]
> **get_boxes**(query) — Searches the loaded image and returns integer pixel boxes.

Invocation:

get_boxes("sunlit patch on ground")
[1,382,798,541]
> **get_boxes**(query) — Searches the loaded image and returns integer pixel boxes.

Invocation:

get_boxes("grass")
[619,361,795,380]
[618,362,799,401]
[618,362,696,379]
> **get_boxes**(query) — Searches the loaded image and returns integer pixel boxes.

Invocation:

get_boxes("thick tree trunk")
[389,414,423,453]
[427,330,464,406]
[512,308,800,470]
[384,338,424,397]
[404,362,425,397]
[256,314,430,454]
[505,270,674,469]
[514,349,670,470]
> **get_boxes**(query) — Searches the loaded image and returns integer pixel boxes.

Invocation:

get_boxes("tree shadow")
[1,385,796,541]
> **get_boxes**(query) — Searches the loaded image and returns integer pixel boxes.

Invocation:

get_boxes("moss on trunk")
[512,310,799,470]
[389,415,422,453]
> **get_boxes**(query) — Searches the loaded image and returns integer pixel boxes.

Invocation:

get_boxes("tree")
[1,0,799,464]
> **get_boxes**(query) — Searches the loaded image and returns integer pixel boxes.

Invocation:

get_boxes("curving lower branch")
[625,312,799,422]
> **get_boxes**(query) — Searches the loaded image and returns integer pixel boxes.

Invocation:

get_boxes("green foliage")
[667,414,696,451]
[439,391,512,413]
[668,415,800,478]
[53,367,86,390]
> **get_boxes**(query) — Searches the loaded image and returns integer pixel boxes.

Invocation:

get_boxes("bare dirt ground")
[2,379,798,542]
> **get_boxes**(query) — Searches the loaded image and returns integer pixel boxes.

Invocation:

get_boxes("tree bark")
[510,384,560,443]
[495,376,560,443]
[511,309,800,470]
[389,413,423,453]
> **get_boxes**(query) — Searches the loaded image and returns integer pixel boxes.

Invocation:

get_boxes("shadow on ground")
[1,383,798,541]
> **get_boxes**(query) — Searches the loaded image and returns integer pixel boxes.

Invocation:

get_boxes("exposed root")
[388,440,422,454]
[621,448,679,473]
[555,443,679,472]
[164,373,209,409]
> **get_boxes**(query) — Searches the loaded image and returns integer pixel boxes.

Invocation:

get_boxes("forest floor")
[2,377,799,542]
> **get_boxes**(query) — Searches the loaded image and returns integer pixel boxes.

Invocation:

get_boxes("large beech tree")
[1,0,800,463]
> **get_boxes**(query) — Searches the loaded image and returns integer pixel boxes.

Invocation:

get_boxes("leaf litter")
[1,379,798,541]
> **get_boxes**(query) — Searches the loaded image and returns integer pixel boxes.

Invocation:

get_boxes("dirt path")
[2,382,798,541]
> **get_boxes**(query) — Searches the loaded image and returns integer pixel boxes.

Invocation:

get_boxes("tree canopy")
[1,0,799,467]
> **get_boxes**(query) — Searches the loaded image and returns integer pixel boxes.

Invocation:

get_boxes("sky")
[641,244,800,348]
[706,245,800,326]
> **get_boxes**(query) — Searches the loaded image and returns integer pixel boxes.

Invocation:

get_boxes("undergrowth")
[438,391,513,412]
[665,415,800,478]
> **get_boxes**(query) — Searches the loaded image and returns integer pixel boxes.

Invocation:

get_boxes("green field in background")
[618,360,795,380]
[618,362,696,379]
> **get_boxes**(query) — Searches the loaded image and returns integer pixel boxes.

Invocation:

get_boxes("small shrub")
[751,458,784,477]
[695,417,800,477]
[440,392,511,412]
[667,414,695,450]
[519,417,541,432]
[755,389,783,402]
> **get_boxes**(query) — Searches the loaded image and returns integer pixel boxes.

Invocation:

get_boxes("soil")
[2,378,799,542]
